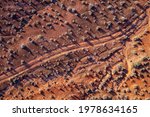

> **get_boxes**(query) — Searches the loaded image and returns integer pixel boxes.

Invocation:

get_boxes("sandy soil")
[0,0,149,100]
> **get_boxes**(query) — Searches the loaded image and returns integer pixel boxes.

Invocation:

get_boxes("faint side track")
[0,0,150,100]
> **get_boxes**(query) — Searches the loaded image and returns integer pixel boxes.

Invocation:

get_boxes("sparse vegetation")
[0,0,149,100]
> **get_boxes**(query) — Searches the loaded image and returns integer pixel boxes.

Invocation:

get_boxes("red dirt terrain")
[0,0,150,100]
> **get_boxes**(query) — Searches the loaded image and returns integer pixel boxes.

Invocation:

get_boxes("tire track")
[0,12,147,85]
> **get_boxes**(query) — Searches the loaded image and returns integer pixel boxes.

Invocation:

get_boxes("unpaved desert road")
[0,12,147,85]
